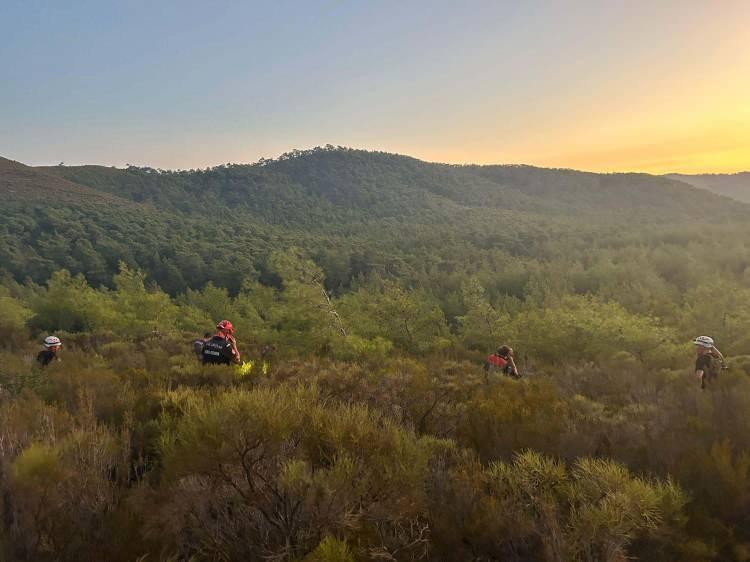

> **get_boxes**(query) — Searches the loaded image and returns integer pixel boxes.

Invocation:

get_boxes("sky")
[1,0,749,173]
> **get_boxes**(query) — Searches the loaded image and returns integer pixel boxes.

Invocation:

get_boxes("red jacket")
[486,354,508,368]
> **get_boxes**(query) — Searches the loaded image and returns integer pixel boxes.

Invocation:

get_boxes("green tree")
[29,270,112,333]
[339,281,450,354]
[457,277,509,351]
[110,263,178,337]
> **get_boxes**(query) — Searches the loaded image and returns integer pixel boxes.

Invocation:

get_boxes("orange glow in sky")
[2,1,749,173]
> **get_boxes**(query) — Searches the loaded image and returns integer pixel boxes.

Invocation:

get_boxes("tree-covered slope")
[41,147,746,222]
[666,172,750,204]
[0,157,295,292]
[4,147,749,295]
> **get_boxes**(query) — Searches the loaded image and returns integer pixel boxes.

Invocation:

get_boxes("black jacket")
[201,335,236,365]
[36,350,58,367]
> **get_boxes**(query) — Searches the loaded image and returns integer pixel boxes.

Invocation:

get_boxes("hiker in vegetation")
[694,335,726,390]
[193,332,211,360]
[36,335,62,367]
[485,345,520,379]
[201,320,241,365]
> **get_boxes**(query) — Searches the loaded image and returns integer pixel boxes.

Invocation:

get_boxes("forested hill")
[39,147,743,221]
[666,171,750,203]
[1,147,749,294]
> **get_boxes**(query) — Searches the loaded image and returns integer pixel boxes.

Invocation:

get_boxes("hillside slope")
[0,157,134,206]
[3,147,749,294]
[40,148,745,222]
[0,157,283,291]
[666,172,750,204]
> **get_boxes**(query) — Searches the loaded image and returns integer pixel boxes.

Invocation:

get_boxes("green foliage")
[430,450,686,562]
[157,385,443,559]
[304,536,354,562]
[29,269,111,333]
[458,277,510,350]
[12,443,64,488]
[6,148,749,301]
[681,281,750,355]
[509,295,679,363]
[0,286,31,347]
[2,148,750,559]
[339,280,450,353]
[2,279,750,559]
[110,263,179,337]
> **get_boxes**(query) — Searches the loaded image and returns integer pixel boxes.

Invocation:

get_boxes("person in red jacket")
[485,345,520,379]
[201,320,241,365]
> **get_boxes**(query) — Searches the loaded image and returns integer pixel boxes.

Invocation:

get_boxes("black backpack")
[201,336,233,365]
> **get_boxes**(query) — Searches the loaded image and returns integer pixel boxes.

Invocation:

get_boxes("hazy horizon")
[2,0,749,174]
[4,146,750,177]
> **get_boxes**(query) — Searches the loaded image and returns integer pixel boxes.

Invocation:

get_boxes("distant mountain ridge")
[665,172,750,204]
[29,147,747,222]
[1,147,749,292]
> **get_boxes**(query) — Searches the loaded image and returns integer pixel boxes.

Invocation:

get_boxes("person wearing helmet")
[37,335,62,367]
[485,345,521,380]
[201,320,241,365]
[694,335,726,390]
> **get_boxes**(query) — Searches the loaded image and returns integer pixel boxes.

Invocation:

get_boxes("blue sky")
[1,0,749,172]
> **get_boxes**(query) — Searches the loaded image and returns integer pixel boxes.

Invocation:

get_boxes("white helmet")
[43,335,62,348]
[693,335,714,348]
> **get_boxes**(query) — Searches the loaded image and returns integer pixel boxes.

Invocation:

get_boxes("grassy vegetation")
[1,147,750,560]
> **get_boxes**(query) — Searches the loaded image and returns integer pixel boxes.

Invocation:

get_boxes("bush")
[154,385,447,560]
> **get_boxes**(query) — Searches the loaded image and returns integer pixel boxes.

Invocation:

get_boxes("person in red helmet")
[201,320,241,365]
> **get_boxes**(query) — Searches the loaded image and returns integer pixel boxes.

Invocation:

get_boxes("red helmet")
[216,320,234,334]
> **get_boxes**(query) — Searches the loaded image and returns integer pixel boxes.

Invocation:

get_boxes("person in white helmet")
[693,336,725,390]
[37,335,62,367]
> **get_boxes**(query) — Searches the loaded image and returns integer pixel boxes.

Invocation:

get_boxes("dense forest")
[2,146,746,294]
[1,147,750,561]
